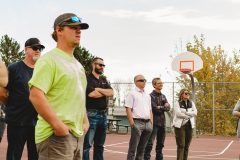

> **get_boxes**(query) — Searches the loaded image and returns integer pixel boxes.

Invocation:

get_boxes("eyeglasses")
[27,46,44,52]
[58,16,81,26]
[136,79,147,83]
[95,63,106,67]
[184,92,190,95]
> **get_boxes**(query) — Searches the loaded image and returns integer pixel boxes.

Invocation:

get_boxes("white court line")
[165,155,238,160]
[194,140,234,157]
[104,148,127,154]
[104,149,237,160]
[106,146,219,154]
[107,146,128,148]
[194,138,235,142]
[104,141,129,147]
[219,140,234,155]
[165,149,218,154]
[104,139,236,159]
[188,154,238,160]
[190,150,218,154]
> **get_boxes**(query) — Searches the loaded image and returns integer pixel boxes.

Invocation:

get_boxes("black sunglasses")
[95,63,106,67]
[136,79,146,83]
[27,46,44,52]
[184,92,190,95]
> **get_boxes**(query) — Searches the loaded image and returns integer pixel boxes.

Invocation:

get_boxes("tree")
[112,79,123,107]
[179,35,240,135]
[112,79,134,106]
[73,46,95,74]
[0,35,24,66]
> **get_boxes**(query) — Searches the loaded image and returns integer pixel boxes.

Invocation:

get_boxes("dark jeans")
[83,110,107,160]
[144,125,165,160]
[127,120,153,160]
[174,121,193,160]
[7,125,38,160]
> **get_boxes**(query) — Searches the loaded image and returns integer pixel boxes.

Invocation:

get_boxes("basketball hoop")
[180,68,192,74]
[171,51,203,75]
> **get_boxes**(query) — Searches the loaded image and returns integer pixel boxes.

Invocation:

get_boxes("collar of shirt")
[152,90,162,96]
[135,87,145,93]
[90,73,100,80]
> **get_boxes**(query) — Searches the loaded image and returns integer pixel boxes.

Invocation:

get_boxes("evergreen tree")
[0,35,24,66]
[73,46,95,74]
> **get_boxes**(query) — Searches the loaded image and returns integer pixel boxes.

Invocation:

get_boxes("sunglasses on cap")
[136,79,147,83]
[95,63,106,67]
[26,46,44,52]
[58,16,82,26]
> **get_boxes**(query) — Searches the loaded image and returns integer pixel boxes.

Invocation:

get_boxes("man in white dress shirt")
[125,74,153,160]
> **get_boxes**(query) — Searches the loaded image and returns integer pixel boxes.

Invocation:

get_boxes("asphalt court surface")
[103,134,239,160]
[0,132,239,160]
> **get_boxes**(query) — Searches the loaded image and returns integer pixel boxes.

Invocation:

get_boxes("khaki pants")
[37,133,84,160]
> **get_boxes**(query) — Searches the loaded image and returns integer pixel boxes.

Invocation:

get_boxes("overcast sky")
[1,0,240,83]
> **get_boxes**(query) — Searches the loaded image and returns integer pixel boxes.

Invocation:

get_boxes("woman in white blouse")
[233,99,240,138]
[173,89,197,160]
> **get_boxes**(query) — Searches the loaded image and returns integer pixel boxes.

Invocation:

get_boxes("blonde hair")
[178,88,190,101]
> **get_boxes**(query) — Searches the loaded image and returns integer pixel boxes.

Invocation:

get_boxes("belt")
[87,109,107,113]
[133,118,150,122]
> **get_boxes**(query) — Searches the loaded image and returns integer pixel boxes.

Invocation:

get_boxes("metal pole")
[172,82,175,133]
[188,74,195,101]
[188,73,196,137]
[212,82,215,135]
[172,82,175,111]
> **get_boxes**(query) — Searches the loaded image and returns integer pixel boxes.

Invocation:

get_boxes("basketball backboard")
[171,51,203,74]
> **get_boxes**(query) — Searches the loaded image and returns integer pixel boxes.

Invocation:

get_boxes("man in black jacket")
[144,77,170,160]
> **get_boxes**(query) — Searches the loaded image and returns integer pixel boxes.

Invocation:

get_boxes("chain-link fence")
[110,81,239,136]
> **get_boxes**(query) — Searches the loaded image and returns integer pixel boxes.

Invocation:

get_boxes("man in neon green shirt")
[29,13,89,160]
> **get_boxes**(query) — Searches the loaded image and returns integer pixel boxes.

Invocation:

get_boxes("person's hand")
[53,121,70,136]
[150,120,153,127]
[157,106,165,109]
[130,122,135,128]
[95,88,102,92]
[164,103,170,107]
[0,87,8,103]
[83,121,90,133]
[180,108,187,113]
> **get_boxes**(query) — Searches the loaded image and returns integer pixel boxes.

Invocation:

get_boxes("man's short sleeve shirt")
[125,87,151,119]
[86,73,112,110]
[29,48,87,144]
